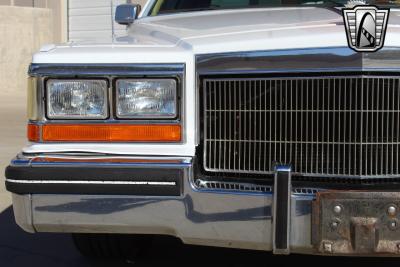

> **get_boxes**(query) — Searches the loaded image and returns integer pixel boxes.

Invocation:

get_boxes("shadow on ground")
[1,206,400,266]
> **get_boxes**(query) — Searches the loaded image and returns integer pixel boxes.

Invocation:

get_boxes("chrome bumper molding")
[6,154,189,196]
[7,179,177,186]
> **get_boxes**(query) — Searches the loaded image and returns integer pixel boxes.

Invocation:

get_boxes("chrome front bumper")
[10,155,400,256]
[7,154,317,254]
[13,188,316,253]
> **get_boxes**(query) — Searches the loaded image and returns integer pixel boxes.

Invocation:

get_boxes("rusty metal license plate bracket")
[312,191,400,255]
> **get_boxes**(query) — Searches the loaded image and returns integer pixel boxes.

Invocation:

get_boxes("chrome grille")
[202,76,400,177]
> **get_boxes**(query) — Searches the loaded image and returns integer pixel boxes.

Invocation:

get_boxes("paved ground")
[1,92,400,266]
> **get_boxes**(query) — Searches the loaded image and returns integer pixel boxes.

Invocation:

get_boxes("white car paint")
[25,6,400,157]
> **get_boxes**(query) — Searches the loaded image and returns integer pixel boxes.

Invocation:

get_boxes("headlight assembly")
[116,79,177,119]
[47,79,108,119]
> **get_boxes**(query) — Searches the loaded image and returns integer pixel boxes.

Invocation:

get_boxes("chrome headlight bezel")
[46,79,109,120]
[115,78,178,120]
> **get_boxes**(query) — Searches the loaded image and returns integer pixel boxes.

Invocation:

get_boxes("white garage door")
[68,0,128,42]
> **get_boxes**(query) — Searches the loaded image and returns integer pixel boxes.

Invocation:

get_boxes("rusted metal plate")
[313,191,400,255]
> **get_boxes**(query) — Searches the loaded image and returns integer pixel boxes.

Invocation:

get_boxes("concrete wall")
[0,0,67,43]
[0,6,53,95]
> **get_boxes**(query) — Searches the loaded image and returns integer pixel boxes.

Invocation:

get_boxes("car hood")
[33,7,400,63]
[130,7,342,47]
[127,6,400,52]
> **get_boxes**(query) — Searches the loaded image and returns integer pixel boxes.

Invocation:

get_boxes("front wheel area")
[72,234,152,260]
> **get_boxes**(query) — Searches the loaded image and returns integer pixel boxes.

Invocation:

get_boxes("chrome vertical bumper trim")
[273,165,292,254]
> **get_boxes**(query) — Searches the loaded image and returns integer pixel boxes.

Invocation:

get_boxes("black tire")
[72,233,151,259]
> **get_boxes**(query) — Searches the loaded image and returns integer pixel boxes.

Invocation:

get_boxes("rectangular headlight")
[47,79,108,119]
[116,79,177,119]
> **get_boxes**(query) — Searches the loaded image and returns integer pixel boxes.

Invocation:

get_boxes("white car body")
[7,1,400,256]
[28,5,400,156]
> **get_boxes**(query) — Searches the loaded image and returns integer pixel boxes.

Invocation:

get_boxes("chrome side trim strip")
[6,179,177,186]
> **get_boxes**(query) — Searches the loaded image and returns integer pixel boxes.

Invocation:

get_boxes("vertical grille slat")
[397,78,400,174]
[203,76,400,177]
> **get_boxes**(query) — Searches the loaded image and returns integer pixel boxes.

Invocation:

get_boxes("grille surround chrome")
[202,75,400,178]
[193,179,321,195]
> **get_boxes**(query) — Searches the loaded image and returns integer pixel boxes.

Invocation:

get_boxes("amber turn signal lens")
[42,124,182,142]
[27,124,40,142]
